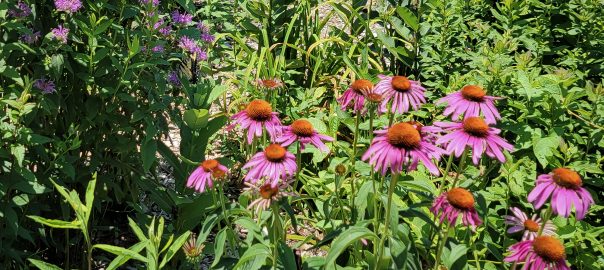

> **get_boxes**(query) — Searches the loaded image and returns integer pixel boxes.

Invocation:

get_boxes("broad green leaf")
[325,226,377,267]
[159,231,191,268]
[85,173,97,221]
[212,228,227,267]
[533,136,560,168]
[27,216,80,229]
[28,259,62,270]
[234,243,270,269]
[106,241,147,270]
[206,85,228,106]
[183,109,210,129]
[93,244,148,262]
[141,139,157,172]
[396,7,419,31]
[128,217,148,242]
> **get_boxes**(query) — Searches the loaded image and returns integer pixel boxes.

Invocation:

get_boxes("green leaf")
[128,217,148,242]
[533,136,560,168]
[85,173,97,221]
[141,138,157,172]
[325,226,377,267]
[396,7,419,31]
[106,241,147,270]
[278,241,297,269]
[27,216,81,229]
[28,259,62,270]
[159,231,191,268]
[10,145,25,167]
[183,109,210,129]
[205,85,228,106]
[443,243,468,269]
[93,244,148,262]
[212,228,228,267]
[234,243,270,269]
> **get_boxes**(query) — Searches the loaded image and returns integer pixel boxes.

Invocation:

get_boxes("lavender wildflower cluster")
[8,1,32,18]
[54,0,83,13]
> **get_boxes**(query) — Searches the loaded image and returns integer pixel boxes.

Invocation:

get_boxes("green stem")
[537,204,553,236]
[433,223,452,270]
[295,141,302,190]
[350,109,361,221]
[437,154,455,194]
[450,148,468,188]
[271,204,281,269]
[375,173,399,269]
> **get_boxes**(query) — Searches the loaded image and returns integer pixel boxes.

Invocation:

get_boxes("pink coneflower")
[186,159,228,193]
[277,119,334,152]
[338,79,373,112]
[528,168,594,220]
[54,0,82,13]
[51,25,69,44]
[431,188,482,228]
[34,78,56,94]
[374,75,426,114]
[243,144,297,187]
[182,234,204,262]
[504,207,556,240]
[362,122,445,175]
[437,85,502,124]
[230,100,282,144]
[434,117,514,164]
[257,78,283,90]
[504,236,570,270]
[244,180,294,215]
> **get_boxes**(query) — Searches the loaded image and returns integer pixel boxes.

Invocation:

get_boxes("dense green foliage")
[1,0,602,269]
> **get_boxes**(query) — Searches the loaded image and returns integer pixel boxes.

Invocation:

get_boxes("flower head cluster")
[229,99,282,144]
[186,159,228,193]
[51,25,70,44]
[243,144,297,187]
[34,78,56,94]
[431,188,482,229]
[178,36,207,61]
[8,1,32,18]
[198,23,215,43]
[21,30,41,44]
[167,70,181,87]
[505,236,569,270]
[437,85,501,124]
[375,75,426,114]
[171,10,193,25]
[504,207,556,240]
[151,17,171,36]
[244,179,295,214]
[54,0,82,13]
[277,119,333,152]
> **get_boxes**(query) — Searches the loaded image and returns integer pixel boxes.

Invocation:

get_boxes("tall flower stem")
[375,173,399,269]
[433,223,452,270]
[217,183,236,253]
[349,109,361,221]
[437,154,455,193]
[450,148,468,188]
[537,204,553,236]
[295,141,302,188]
[271,204,282,268]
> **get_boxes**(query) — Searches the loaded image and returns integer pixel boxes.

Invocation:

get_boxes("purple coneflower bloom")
[186,159,228,193]
[34,78,56,94]
[167,70,181,87]
[244,179,294,215]
[51,25,69,44]
[437,85,502,124]
[362,122,445,175]
[229,99,282,144]
[504,236,570,270]
[338,79,372,113]
[431,188,482,229]
[434,117,514,164]
[243,144,297,188]
[171,10,193,24]
[8,1,32,18]
[277,119,334,152]
[504,207,556,240]
[54,0,82,13]
[528,168,594,220]
[21,30,41,44]
[374,75,426,114]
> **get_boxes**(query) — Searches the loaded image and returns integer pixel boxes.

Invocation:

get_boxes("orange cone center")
[351,79,373,94]
[523,220,540,232]
[264,144,287,162]
[446,188,475,210]
[201,159,219,172]
[462,117,489,137]
[552,168,582,189]
[461,85,486,102]
[391,76,411,92]
[532,236,566,262]
[386,122,421,149]
[291,119,314,137]
[259,184,279,199]
[367,93,383,103]
[212,169,226,179]
[246,100,273,121]
[259,79,281,89]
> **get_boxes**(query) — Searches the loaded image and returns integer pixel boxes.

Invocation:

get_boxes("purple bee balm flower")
[431,188,482,229]
[21,30,41,44]
[434,117,514,164]
[151,17,172,36]
[178,36,207,60]
[197,22,210,33]
[229,99,282,144]
[375,75,426,114]
[34,78,56,94]
[437,85,502,124]
[504,207,556,241]
[51,25,69,44]
[171,10,193,24]
[139,0,160,7]
[362,122,445,175]
[186,159,228,193]
[167,71,181,87]
[528,168,594,220]
[338,79,372,113]
[504,236,570,270]
[243,144,298,188]
[277,119,334,152]
[8,1,32,18]
[54,0,82,13]
[201,32,215,43]
[151,44,164,53]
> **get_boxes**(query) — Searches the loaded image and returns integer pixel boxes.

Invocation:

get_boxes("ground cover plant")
[1,0,603,269]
